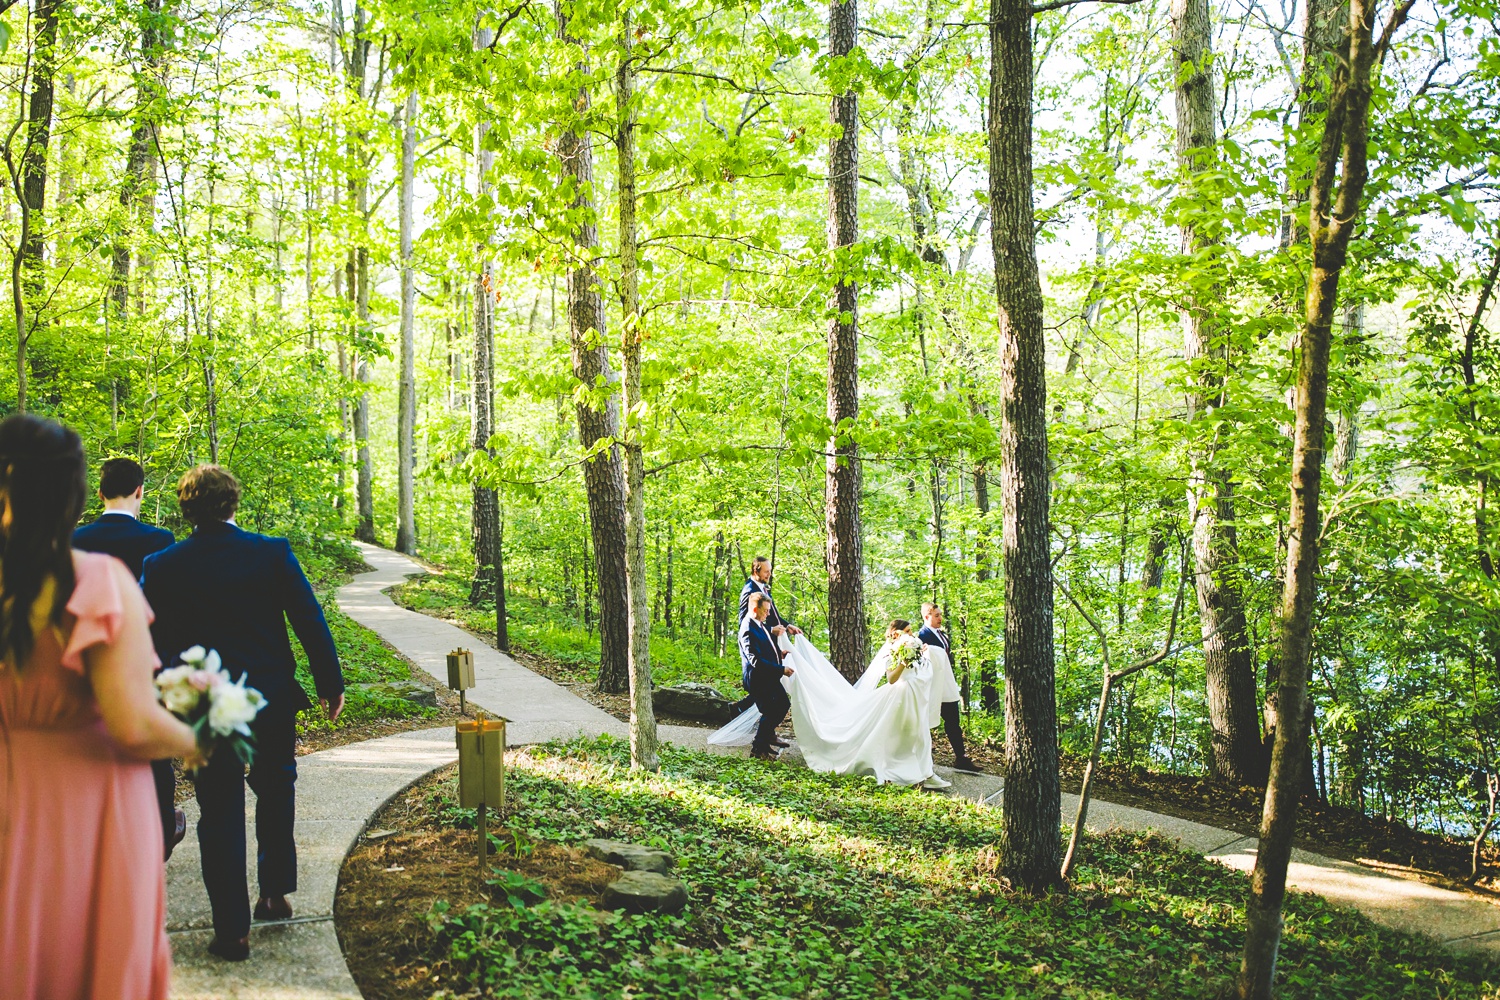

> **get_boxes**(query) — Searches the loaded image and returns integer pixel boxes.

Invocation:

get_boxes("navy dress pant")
[194,712,298,941]
[747,669,790,754]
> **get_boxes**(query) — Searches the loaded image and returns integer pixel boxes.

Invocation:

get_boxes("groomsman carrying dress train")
[141,465,345,963]
[734,556,800,732]
[740,592,794,760]
[71,457,185,859]
[917,603,979,772]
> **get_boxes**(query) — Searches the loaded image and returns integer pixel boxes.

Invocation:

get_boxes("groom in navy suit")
[72,457,182,859]
[739,592,794,760]
[918,603,978,772]
[142,465,345,963]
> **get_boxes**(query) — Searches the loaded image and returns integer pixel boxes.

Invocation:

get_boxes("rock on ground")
[653,683,738,724]
[602,870,689,914]
[584,838,675,874]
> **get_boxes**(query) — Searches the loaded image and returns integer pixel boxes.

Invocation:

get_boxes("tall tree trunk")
[469,21,501,605]
[11,0,62,413]
[396,87,418,555]
[1236,1,1408,993]
[1328,300,1363,485]
[990,0,1060,894]
[347,3,376,543]
[1173,0,1267,786]
[615,15,659,771]
[825,0,867,681]
[557,0,630,695]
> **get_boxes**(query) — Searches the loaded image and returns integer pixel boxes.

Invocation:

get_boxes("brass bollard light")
[456,712,506,873]
[446,648,475,713]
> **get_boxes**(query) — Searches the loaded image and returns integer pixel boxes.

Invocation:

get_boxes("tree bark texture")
[557,1,630,695]
[12,0,61,412]
[990,0,1061,895]
[469,23,501,607]
[396,87,417,556]
[825,0,867,682]
[110,0,164,319]
[1173,0,1267,786]
[616,16,660,770]
[348,4,376,544]
[1236,1,1408,993]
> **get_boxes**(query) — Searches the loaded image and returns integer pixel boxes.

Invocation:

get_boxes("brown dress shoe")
[253,895,293,921]
[771,737,790,748]
[207,936,250,962]
[750,748,780,761]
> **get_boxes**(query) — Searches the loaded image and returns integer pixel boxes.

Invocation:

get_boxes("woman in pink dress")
[0,415,199,1000]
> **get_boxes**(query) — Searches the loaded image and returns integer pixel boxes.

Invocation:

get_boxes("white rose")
[162,682,202,716]
[207,682,259,737]
[179,646,207,667]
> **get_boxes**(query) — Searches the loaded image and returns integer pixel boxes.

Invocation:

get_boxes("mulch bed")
[334,763,620,1000]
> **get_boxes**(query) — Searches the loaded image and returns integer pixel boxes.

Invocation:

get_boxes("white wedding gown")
[708,636,945,786]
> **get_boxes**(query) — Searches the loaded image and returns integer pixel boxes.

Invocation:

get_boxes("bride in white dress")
[710,619,951,789]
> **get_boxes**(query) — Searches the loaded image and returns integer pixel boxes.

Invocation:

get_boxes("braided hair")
[0,415,86,668]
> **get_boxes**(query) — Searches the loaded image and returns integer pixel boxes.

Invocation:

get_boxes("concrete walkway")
[166,545,1498,1000]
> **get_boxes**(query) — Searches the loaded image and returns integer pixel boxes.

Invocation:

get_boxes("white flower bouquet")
[155,646,267,768]
[888,633,924,672]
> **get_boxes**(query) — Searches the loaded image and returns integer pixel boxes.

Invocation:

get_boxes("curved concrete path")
[166,544,1499,1000]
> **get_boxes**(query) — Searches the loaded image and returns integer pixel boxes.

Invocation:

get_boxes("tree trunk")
[615,15,659,770]
[1173,0,1267,786]
[110,0,163,320]
[469,22,501,605]
[825,0,867,682]
[396,87,418,555]
[349,8,376,543]
[11,0,62,412]
[990,0,1060,895]
[1236,1,1407,992]
[557,0,629,695]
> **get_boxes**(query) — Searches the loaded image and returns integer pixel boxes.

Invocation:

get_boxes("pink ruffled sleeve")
[60,551,159,673]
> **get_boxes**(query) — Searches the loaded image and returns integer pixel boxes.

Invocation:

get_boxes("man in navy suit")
[740,592,794,760]
[142,465,345,963]
[733,556,800,726]
[918,603,978,772]
[72,457,183,859]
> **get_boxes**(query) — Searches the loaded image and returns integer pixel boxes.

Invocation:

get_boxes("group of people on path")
[715,554,980,788]
[0,414,346,999]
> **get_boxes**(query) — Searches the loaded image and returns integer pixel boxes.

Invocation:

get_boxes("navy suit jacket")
[141,521,343,718]
[738,578,792,631]
[917,625,951,657]
[738,615,783,690]
[73,513,176,579]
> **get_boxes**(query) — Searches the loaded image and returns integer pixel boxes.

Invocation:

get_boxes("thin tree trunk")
[557,0,629,695]
[110,0,163,319]
[396,87,418,555]
[469,21,501,604]
[345,0,376,543]
[825,0,867,682]
[1237,1,1409,992]
[615,14,659,771]
[990,0,1060,894]
[1173,0,1267,786]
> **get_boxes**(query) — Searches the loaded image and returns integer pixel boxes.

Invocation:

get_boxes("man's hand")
[783,666,795,677]
[787,625,804,636]
[770,625,786,637]
[321,693,345,723]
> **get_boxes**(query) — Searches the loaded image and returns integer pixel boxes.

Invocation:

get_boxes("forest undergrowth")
[334,737,1498,1000]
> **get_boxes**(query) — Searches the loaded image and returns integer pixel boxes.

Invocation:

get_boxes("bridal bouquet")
[156,646,267,768]
[888,633,924,672]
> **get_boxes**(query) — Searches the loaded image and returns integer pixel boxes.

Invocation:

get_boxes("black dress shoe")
[952,757,981,773]
[207,936,250,962]
[771,737,790,748]
[750,748,780,761]
[253,895,293,921]
[172,809,187,848]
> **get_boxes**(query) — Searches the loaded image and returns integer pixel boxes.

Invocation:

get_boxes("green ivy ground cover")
[390,571,744,694]
[421,737,1496,1000]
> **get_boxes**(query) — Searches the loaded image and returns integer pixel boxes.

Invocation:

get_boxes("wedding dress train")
[708,636,941,786]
